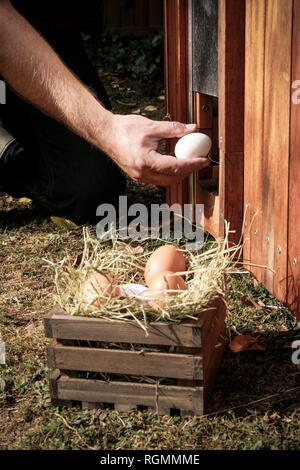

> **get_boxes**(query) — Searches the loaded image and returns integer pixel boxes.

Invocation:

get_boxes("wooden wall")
[101,0,163,32]
[244,0,300,317]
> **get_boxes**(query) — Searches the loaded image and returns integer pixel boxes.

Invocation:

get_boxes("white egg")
[175,133,212,160]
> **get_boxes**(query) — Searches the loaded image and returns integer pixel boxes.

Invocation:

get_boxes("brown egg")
[82,272,120,308]
[145,245,186,286]
[147,270,187,310]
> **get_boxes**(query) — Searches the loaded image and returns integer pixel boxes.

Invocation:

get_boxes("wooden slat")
[134,0,148,27]
[164,0,189,207]
[203,325,227,408]
[218,0,245,245]
[55,375,204,414]
[149,0,163,27]
[196,189,220,239]
[44,307,210,347]
[121,1,135,28]
[287,0,300,318]
[261,0,292,299]
[105,0,120,28]
[244,0,266,281]
[201,296,226,376]
[47,341,203,380]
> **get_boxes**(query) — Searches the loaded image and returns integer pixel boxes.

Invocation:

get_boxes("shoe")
[0,117,15,160]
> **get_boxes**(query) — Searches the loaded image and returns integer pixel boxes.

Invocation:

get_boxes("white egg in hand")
[175,133,212,160]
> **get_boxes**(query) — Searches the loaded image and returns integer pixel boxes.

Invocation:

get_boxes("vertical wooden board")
[164,0,177,205]
[244,0,266,281]
[106,0,121,28]
[287,0,300,318]
[218,0,245,245]
[164,0,189,206]
[121,2,135,28]
[134,0,148,27]
[149,0,163,27]
[262,0,292,299]
[218,0,245,154]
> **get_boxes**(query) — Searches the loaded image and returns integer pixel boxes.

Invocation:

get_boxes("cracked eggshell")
[82,272,120,308]
[175,133,212,160]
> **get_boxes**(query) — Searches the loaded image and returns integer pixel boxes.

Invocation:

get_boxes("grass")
[0,72,300,451]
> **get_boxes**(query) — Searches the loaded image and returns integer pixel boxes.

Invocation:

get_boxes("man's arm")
[0,0,209,185]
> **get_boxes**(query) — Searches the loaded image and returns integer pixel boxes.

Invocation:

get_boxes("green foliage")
[83,30,164,93]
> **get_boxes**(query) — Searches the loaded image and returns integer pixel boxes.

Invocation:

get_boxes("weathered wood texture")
[191,0,218,97]
[45,296,227,415]
[244,0,300,316]
[47,341,203,380]
[51,374,205,416]
[164,0,190,207]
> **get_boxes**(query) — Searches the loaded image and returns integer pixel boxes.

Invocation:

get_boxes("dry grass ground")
[0,73,300,450]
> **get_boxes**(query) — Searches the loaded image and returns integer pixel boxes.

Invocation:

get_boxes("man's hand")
[101,114,209,185]
[0,1,209,186]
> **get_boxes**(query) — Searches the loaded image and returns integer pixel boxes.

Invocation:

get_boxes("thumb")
[152,121,197,139]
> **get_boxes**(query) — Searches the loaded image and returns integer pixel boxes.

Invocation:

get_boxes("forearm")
[0,1,209,185]
[0,0,112,149]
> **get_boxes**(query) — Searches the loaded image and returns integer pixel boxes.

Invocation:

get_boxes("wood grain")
[47,341,203,380]
[55,375,204,415]
[261,0,292,299]
[44,305,215,347]
[218,0,245,245]
[164,0,190,207]
[244,0,266,281]
[287,0,300,318]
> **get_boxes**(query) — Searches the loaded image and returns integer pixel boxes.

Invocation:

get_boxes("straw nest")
[51,221,243,332]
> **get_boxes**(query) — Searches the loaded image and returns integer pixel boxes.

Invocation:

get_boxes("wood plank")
[244,0,266,281]
[47,342,203,380]
[134,0,148,27]
[149,0,163,27]
[203,325,227,410]
[121,1,134,28]
[261,0,292,299]
[201,296,226,376]
[218,0,245,154]
[44,306,211,347]
[49,369,72,407]
[218,0,245,245]
[114,403,137,412]
[164,0,189,207]
[223,151,244,247]
[196,188,220,239]
[106,0,121,28]
[287,0,300,318]
[56,376,204,414]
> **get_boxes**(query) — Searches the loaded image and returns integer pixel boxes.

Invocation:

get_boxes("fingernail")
[186,124,196,130]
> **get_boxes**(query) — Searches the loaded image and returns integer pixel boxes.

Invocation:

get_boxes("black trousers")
[0,31,126,224]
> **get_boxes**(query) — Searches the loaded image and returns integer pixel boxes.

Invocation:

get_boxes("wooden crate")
[44,296,227,416]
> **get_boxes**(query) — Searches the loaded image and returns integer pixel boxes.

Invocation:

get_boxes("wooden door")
[244,0,295,311]
[164,0,245,247]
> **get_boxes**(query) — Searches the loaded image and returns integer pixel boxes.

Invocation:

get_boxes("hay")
[50,221,244,331]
